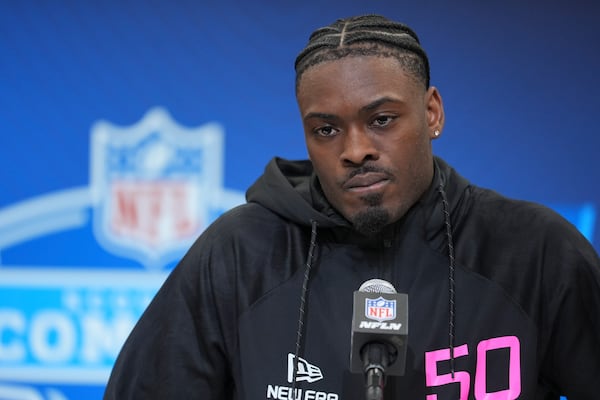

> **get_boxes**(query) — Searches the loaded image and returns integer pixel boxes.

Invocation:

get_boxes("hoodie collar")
[245,156,471,245]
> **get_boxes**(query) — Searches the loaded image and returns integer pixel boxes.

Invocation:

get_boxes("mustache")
[344,164,394,183]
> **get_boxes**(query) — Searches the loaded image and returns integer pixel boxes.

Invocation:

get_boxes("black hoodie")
[104,156,600,400]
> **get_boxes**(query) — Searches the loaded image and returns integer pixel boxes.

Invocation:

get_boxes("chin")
[351,206,391,236]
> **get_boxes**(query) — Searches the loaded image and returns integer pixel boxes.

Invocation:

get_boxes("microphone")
[350,279,408,400]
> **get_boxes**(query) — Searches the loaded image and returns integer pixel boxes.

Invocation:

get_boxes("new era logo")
[287,353,323,384]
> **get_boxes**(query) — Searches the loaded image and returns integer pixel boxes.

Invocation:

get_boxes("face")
[296,55,444,234]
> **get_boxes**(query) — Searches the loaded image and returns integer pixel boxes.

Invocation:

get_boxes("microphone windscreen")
[359,279,397,294]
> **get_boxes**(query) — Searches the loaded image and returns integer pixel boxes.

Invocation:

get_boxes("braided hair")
[295,14,430,91]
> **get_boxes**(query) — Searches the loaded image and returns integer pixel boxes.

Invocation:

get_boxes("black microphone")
[350,279,408,400]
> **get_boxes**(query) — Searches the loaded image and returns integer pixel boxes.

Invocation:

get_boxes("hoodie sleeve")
[540,223,600,399]
[103,228,236,399]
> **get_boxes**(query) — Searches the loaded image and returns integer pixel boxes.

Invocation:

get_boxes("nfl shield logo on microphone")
[365,296,397,322]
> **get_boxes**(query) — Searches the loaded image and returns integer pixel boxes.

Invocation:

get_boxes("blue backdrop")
[0,1,597,399]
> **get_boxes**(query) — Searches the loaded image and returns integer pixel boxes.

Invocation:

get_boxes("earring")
[433,130,441,137]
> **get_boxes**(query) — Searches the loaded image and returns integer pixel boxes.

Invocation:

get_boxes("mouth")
[342,172,390,193]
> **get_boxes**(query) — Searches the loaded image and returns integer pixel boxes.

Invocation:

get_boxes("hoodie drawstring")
[438,182,457,377]
[291,219,319,394]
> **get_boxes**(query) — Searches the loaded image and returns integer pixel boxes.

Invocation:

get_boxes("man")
[104,15,600,399]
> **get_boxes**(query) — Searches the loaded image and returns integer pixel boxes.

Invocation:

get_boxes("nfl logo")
[90,107,225,270]
[365,296,396,322]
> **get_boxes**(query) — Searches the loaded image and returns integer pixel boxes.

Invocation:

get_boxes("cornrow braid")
[295,14,430,90]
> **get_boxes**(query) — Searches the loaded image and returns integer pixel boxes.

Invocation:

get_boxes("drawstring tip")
[449,348,455,379]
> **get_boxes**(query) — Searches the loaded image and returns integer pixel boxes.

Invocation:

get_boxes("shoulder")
[453,185,599,326]
[459,185,599,276]
[160,202,310,316]
[468,186,582,243]
[201,202,302,245]
[179,201,309,280]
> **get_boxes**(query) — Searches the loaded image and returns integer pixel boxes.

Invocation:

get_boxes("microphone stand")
[362,344,389,400]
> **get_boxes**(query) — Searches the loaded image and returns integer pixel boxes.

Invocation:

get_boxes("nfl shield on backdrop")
[90,107,226,270]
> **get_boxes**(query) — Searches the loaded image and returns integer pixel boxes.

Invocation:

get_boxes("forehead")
[296,56,423,111]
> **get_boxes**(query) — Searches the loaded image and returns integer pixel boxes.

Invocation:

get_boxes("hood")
[246,156,471,240]
[246,157,348,228]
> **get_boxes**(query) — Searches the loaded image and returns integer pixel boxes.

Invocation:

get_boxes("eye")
[314,125,339,137]
[370,115,396,128]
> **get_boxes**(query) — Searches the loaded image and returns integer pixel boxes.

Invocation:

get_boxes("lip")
[343,172,390,192]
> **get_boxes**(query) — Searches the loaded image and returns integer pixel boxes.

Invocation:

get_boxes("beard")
[350,193,391,236]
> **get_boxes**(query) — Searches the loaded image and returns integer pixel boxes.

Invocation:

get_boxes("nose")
[340,126,379,165]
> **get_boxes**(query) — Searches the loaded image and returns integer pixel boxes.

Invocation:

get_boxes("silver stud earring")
[434,130,441,137]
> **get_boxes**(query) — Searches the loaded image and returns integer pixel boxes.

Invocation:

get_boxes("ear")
[425,86,445,139]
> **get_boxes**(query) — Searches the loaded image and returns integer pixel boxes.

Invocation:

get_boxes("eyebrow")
[303,112,339,123]
[361,96,404,112]
[302,96,404,123]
